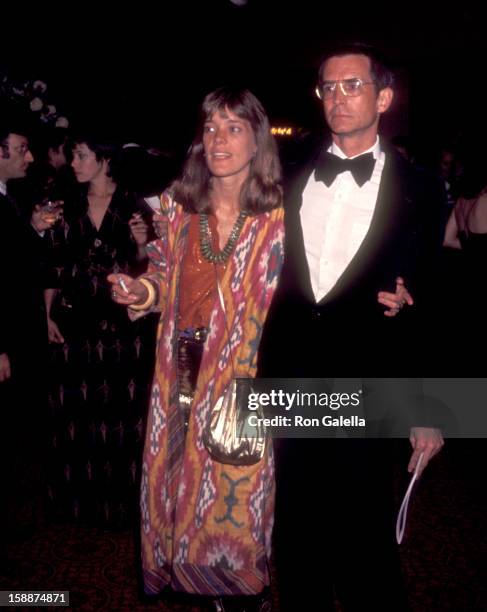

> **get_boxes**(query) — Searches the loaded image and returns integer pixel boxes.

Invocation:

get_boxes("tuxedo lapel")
[0,191,17,214]
[282,149,321,301]
[0,191,24,234]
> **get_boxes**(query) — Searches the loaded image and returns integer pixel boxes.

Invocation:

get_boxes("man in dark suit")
[0,116,55,569]
[258,43,444,611]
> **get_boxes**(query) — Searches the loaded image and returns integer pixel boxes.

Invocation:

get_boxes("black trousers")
[273,438,409,612]
[0,353,48,564]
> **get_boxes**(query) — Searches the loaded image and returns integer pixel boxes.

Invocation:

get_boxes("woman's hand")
[129,212,149,246]
[47,317,65,343]
[152,211,168,239]
[107,273,149,306]
[377,277,414,317]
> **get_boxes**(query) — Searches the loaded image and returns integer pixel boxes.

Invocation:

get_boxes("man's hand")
[31,201,63,233]
[408,427,444,476]
[378,277,414,317]
[0,353,11,382]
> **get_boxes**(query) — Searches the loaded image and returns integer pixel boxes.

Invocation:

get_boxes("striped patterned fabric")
[139,192,284,596]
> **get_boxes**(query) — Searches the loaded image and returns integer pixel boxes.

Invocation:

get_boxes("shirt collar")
[0,180,7,197]
[329,136,381,160]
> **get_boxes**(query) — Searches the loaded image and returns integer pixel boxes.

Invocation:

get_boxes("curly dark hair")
[171,87,282,214]
[71,131,120,180]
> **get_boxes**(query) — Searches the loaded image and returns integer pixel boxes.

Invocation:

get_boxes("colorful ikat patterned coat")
[138,193,284,596]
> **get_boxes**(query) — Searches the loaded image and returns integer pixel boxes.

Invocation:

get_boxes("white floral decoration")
[30,97,43,111]
[1,74,69,128]
[33,80,47,93]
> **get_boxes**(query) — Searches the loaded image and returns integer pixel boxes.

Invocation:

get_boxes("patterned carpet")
[1,441,485,611]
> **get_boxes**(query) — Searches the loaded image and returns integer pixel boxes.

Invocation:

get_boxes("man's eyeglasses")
[1,140,30,156]
[315,78,375,100]
[1,142,30,156]
[10,143,30,155]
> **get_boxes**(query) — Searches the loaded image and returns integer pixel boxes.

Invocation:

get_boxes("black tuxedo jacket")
[258,139,445,379]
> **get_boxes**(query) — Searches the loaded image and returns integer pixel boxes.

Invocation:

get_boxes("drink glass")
[40,200,62,224]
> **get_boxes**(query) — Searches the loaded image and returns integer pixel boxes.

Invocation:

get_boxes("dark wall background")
[2,1,486,159]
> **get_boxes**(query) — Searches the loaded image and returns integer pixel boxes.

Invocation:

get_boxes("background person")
[44,131,157,528]
[0,113,57,567]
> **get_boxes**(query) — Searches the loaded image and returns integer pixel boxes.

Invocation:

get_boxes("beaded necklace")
[199,211,248,264]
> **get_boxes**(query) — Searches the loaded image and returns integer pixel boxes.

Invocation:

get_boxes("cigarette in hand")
[118,276,130,293]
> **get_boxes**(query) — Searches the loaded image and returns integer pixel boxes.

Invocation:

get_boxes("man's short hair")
[318,42,395,91]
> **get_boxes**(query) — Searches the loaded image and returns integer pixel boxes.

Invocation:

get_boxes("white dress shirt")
[300,137,385,302]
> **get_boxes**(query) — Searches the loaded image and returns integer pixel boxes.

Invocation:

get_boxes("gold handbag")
[203,271,267,466]
[204,378,267,466]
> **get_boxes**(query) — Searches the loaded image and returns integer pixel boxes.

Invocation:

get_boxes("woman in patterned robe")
[109,88,284,609]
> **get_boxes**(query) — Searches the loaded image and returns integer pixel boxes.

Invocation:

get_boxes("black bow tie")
[315,151,376,187]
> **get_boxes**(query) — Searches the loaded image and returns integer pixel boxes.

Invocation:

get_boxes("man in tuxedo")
[259,43,444,610]
[0,116,55,568]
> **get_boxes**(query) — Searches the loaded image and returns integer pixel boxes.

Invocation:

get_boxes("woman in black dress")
[44,133,157,527]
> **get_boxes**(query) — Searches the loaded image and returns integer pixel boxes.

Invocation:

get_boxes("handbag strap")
[214,263,237,379]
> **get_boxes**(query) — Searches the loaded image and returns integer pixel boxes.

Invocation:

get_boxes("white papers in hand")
[396,451,424,544]
[145,196,162,213]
